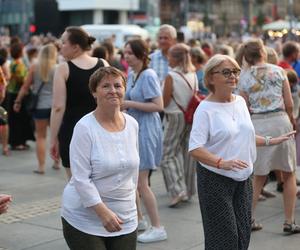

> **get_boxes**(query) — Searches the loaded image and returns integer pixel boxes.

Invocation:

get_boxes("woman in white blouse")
[61,67,140,250]
[189,55,295,250]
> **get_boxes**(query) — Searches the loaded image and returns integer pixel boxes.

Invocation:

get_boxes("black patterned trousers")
[197,165,252,250]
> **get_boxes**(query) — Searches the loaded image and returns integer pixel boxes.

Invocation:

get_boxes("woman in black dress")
[50,26,108,179]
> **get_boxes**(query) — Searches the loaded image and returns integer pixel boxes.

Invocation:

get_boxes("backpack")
[172,71,205,124]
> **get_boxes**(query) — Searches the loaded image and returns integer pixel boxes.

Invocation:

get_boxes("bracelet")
[265,136,272,146]
[216,158,223,169]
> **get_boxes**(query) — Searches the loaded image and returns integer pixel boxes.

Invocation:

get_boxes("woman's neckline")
[92,111,126,134]
[69,58,99,71]
[204,94,238,105]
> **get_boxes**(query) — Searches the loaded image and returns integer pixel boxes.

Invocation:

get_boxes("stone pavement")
[0,142,299,250]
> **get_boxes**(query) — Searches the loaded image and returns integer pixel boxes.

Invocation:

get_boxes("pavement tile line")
[0,196,61,224]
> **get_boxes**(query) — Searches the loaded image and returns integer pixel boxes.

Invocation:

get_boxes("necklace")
[210,94,236,121]
[131,68,146,88]
[221,96,236,121]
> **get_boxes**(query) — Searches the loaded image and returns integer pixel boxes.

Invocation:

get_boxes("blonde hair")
[203,54,240,93]
[239,38,266,66]
[217,44,235,58]
[265,46,279,65]
[37,44,57,82]
[235,44,245,67]
[169,43,195,73]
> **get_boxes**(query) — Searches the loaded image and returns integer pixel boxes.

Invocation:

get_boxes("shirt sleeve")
[125,73,134,100]
[279,67,288,81]
[142,70,162,100]
[189,104,210,152]
[70,121,102,208]
[133,120,139,188]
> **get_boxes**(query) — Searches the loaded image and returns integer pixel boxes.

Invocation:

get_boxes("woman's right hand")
[50,138,60,161]
[219,159,249,171]
[0,194,12,214]
[13,103,21,113]
[95,203,123,232]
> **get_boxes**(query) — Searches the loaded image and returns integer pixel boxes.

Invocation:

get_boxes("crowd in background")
[1,24,300,249]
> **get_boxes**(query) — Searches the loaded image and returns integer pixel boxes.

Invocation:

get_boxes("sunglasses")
[211,68,241,78]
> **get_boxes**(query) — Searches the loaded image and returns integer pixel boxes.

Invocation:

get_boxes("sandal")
[169,191,187,208]
[283,221,300,234]
[261,189,276,198]
[52,164,60,170]
[33,170,45,175]
[251,219,263,231]
[2,148,10,156]
[11,145,28,151]
[258,194,266,201]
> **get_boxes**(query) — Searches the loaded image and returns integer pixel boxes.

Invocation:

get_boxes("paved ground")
[0,141,300,250]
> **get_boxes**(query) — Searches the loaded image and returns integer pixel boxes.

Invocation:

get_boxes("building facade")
[160,0,300,35]
[0,0,159,39]
[0,0,34,39]
[56,0,140,25]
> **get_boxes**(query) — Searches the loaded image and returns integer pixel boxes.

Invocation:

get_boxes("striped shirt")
[149,50,170,86]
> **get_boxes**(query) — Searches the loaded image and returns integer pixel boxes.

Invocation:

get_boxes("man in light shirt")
[149,24,177,87]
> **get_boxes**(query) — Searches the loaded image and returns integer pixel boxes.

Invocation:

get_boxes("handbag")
[26,81,45,113]
[172,71,205,124]
[0,106,7,124]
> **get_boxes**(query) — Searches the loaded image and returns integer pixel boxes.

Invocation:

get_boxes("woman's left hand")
[271,131,296,145]
[94,203,123,233]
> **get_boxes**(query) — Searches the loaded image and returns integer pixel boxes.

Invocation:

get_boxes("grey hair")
[203,54,240,93]
[159,24,177,39]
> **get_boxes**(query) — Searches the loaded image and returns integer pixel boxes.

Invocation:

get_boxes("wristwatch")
[265,136,272,146]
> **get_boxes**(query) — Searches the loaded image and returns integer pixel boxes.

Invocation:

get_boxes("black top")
[64,59,104,122]
[58,59,104,167]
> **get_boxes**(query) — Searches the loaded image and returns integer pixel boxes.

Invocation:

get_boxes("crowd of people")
[1,23,300,249]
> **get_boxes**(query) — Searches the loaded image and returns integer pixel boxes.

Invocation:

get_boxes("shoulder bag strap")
[171,71,197,112]
[173,71,195,91]
[36,81,45,96]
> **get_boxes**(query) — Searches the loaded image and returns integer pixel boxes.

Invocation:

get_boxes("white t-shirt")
[189,95,256,181]
[61,112,140,236]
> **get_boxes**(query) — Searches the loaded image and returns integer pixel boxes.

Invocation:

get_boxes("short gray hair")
[159,24,177,39]
[203,54,240,93]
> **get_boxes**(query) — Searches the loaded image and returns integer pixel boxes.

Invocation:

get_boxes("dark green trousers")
[62,217,137,250]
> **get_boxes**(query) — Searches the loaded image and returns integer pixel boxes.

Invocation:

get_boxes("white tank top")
[164,68,198,114]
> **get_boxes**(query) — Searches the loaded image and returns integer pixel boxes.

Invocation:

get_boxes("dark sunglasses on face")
[211,68,241,78]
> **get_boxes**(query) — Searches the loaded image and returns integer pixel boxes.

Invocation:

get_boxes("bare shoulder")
[165,74,173,84]
[57,61,69,71]
[55,62,69,80]
[100,59,110,67]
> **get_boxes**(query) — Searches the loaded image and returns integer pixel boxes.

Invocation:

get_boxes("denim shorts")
[32,108,51,120]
